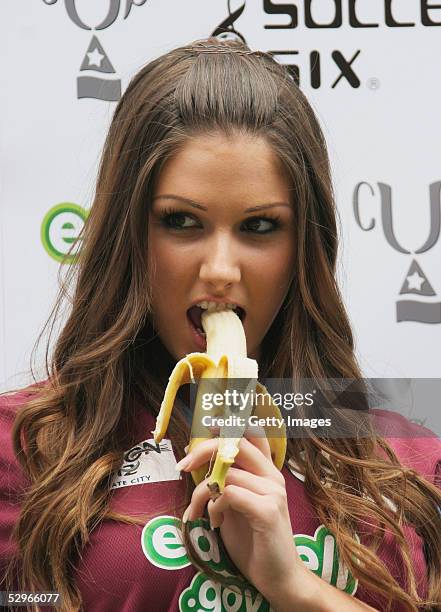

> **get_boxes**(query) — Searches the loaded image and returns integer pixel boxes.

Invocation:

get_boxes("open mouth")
[186,305,246,337]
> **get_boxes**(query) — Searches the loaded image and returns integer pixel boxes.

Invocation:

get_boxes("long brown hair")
[3,38,441,611]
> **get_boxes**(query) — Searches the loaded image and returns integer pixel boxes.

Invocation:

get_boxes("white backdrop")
[1,0,441,393]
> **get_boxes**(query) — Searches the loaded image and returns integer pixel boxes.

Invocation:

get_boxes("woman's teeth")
[196,301,238,312]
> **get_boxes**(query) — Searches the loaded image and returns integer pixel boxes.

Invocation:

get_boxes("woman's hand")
[176,430,311,606]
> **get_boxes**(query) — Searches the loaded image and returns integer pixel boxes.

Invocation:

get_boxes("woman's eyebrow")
[152,194,291,212]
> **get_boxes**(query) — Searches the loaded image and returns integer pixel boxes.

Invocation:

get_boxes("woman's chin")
[248,345,261,363]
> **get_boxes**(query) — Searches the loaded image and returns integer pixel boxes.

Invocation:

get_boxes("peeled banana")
[152,307,287,500]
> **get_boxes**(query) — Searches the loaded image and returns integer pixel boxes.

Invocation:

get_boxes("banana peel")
[152,309,287,500]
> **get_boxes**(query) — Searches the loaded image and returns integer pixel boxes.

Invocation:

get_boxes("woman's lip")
[187,304,246,323]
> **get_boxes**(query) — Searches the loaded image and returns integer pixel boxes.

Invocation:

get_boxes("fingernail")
[175,455,191,471]
[184,445,189,453]
[182,506,191,523]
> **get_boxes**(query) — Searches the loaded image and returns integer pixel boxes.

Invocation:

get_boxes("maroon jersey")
[1,386,440,611]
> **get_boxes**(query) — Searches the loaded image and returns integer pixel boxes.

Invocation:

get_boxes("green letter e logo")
[41,203,88,263]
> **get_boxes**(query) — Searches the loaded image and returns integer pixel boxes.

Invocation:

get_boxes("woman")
[1,37,440,612]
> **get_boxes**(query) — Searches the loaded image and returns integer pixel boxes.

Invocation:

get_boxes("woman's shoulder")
[0,381,47,432]
[0,382,47,486]
[372,408,441,485]
[0,383,41,413]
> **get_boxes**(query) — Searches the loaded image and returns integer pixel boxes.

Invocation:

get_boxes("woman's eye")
[160,210,280,234]
[242,217,280,234]
[161,212,200,230]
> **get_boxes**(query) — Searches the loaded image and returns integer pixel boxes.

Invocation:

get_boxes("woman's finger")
[207,485,276,529]
[178,436,281,482]
[207,498,224,529]
[243,424,272,461]
[225,466,283,495]
[184,466,283,521]
[207,423,272,462]
[183,477,213,522]
[209,485,276,526]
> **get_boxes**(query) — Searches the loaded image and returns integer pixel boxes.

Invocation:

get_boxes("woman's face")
[148,131,295,364]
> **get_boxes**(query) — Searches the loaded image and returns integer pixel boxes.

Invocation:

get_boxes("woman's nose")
[199,233,241,291]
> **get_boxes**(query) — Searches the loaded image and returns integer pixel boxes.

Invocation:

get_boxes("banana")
[152,307,287,500]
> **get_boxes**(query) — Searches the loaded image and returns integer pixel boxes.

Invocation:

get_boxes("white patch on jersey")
[111,438,181,489]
